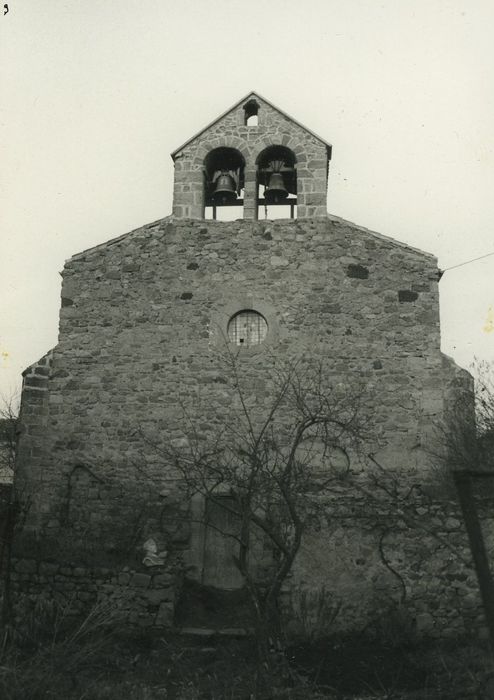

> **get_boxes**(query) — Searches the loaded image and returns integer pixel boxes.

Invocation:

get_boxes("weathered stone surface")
[12,159,475,636]
[152,573,174,587]
[347,264,369,279]
[155,602,174,627]
[130,573,151,588]
[171,93,330,219]
[143,588,174,606]
[180,626,214,636]
[398,289,419,303]
[416,612,435,633]
[39,562,59,575]
[15,559,37,574]
[270,256,289,267]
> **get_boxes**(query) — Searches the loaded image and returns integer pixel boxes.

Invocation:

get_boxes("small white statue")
[142,537,167,567]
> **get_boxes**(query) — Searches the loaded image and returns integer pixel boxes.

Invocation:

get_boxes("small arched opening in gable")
[204,147,245,221]
[243,99,260,126]
[256,145,297,220]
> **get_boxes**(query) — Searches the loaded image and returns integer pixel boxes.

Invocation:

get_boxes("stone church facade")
[12,93,484,638]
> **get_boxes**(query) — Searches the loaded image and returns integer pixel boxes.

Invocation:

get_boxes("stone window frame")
[209,297,280,355]
[227,309,268,347]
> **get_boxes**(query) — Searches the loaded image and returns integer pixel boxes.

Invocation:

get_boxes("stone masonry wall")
[12,214,480,635]
[14,351,53,525]
[286,492,490,641]
[172,95,329,219]
[10,560,178,628]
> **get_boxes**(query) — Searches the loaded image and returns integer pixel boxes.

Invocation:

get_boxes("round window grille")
[228,310,268,347]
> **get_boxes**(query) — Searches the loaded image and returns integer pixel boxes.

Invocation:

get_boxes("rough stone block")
[136,613,154,627]
[347,264,369,279]
[15,559,38,574]
[152,573,173,587]
[398,290,419,303]
[270,256,289,267]
[130,573,152,588]
[155,602,174,627]
[39,562,59,576]
[415,612,435,633]
[143,588,175,606]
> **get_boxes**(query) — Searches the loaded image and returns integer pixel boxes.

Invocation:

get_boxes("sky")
[1,0,493,401]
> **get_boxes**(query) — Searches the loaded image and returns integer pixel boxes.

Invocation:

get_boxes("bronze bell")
[264,172,288,203]
[212,173,237,203]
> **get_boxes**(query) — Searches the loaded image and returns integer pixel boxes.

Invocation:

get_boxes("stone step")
[179,626,254,637]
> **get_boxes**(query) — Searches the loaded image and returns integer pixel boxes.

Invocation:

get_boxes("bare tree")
[433,361,494,649]
[0,393,19,481]
[136,354,489,662]
[0,392,19,624]
[427,360,492,477]
[139,352,372,674]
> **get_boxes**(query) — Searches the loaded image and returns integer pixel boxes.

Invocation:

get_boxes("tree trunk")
[454,471,494,652]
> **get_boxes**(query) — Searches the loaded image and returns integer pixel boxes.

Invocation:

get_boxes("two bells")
[212,166,291,204]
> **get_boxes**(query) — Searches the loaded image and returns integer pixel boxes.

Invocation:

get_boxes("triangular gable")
[171,91,332,160]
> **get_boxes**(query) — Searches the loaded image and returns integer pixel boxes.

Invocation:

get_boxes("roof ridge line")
[67,216,172,263]
[171,91,332,160]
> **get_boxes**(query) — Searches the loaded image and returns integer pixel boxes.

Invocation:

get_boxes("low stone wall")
[285,507,488,641]
[8,492,493,642]
[10,558,180,627]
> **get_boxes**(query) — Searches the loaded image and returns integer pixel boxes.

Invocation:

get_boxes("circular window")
[228,310,268,347]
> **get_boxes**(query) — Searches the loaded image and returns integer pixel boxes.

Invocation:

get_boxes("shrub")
[0,595,125,699]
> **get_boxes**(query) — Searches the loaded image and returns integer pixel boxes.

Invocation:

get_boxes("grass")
[0,600,493,699]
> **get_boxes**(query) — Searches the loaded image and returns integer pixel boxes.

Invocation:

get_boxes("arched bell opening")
[243,99,260,126]
[256,146,297,220]
[204,147,245,221]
